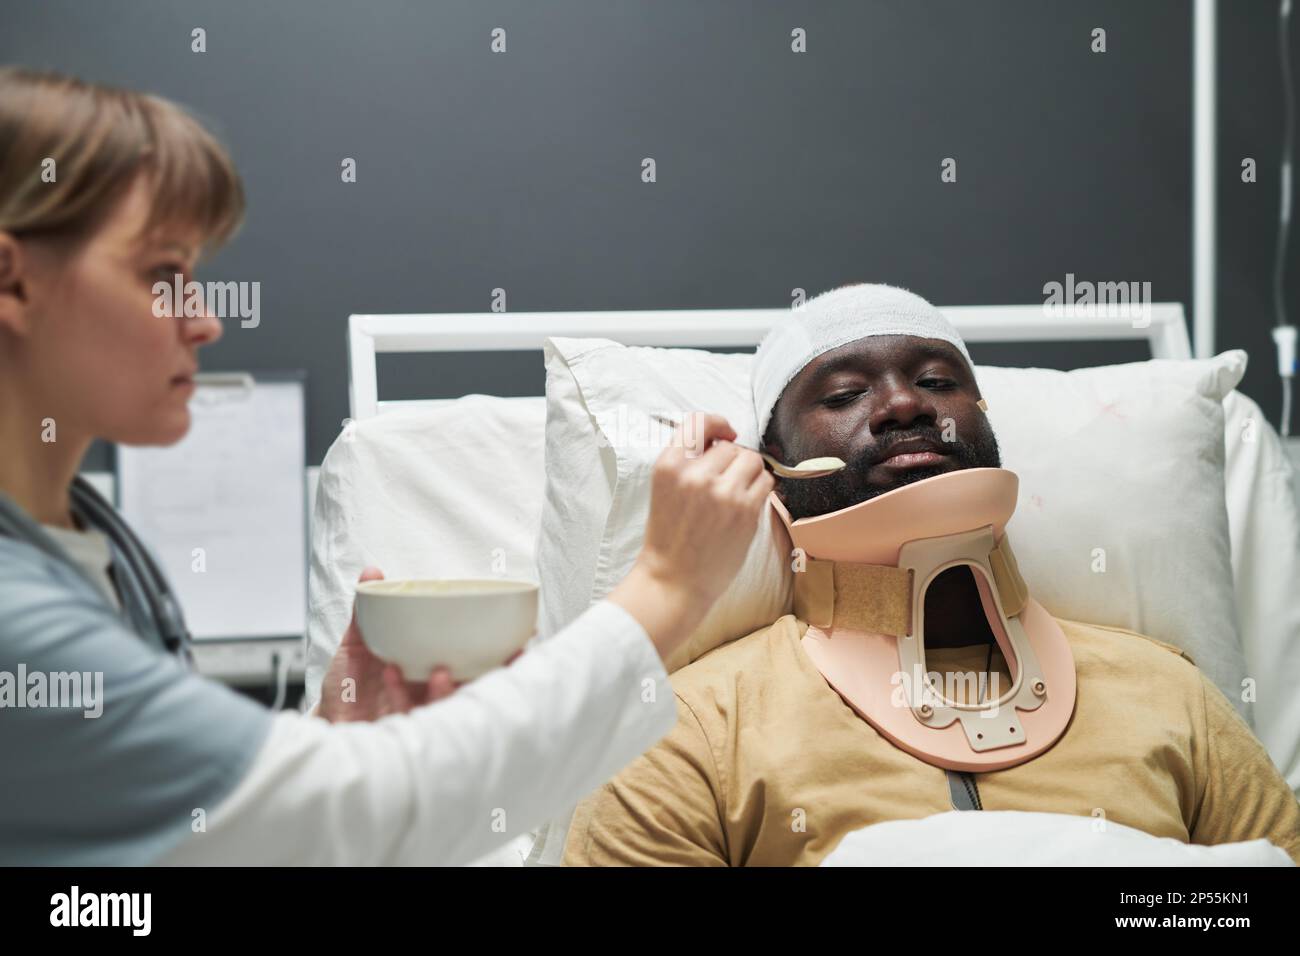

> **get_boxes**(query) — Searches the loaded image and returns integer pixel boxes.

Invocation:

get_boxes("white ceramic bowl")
[354,579,539,681]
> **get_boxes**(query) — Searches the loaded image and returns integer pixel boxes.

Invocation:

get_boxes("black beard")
[779,423,1002,521]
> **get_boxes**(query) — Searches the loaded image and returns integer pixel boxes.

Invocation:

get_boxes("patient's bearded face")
[764,335,1001,521]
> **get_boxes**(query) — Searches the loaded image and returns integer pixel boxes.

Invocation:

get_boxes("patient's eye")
[822,391,862,408]
[920,378,956,389]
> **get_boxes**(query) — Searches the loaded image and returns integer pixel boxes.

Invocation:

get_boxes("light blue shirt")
[0,480,272,865]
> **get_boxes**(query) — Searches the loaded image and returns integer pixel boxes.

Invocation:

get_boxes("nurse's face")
[763,335,1001,520]
[3,173,223,446]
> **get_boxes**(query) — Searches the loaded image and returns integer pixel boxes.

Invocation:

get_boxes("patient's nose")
[869,377,939,433]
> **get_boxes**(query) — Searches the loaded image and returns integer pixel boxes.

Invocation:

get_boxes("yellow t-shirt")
[564,615,1300,866]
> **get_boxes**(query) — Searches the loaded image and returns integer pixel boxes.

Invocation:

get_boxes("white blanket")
[821,811,1294,866]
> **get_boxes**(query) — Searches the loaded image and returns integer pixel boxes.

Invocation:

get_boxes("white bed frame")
[348,303,1193,420]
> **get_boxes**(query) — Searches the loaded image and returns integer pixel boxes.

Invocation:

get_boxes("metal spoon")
[650,414,846,480]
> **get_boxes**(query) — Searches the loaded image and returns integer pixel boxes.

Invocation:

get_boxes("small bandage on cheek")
[977,398,989,412]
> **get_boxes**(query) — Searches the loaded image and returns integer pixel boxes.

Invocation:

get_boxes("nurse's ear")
[0,232,33,338]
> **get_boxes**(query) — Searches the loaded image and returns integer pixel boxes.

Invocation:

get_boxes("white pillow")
[304,396,547,712]
[535,337,1251,721]
[821,811,1293,866]
[978,354,1249,722]
[537,339,792,673]
[1222,390,1300,792]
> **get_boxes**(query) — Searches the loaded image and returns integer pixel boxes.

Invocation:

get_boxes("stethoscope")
[0,476,193,659]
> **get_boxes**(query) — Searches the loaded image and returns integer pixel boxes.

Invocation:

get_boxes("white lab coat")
[158,601,675,865]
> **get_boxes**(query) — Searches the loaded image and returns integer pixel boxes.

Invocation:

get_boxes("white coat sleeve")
[156,600,676,866]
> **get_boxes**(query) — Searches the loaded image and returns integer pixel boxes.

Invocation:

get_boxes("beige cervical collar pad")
[793,534,1029,637]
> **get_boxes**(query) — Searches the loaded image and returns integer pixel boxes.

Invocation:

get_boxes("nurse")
[0,68,774,864]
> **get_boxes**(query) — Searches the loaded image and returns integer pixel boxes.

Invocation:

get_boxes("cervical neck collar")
[770,467,1076,772]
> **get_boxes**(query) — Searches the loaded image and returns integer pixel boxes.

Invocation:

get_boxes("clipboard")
[116,371,308,642]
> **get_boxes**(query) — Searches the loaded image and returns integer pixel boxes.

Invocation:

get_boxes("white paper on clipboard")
[116,374,307,640]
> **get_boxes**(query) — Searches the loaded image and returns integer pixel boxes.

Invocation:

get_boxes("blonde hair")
[0,67,244,251]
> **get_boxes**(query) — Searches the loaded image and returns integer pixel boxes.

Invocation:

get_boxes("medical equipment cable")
[1275,0,1297,437]
[270,650,290,712]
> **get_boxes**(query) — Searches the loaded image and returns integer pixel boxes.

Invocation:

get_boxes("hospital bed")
[306,302,1300,865]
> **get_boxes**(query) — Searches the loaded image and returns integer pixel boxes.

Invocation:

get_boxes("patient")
[564,284,1300,866]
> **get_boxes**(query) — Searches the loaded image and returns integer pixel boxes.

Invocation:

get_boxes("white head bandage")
[752,283,975,440]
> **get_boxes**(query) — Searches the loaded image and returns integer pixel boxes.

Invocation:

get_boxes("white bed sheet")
[1222,391,1300,793]
[822,811,1293,866]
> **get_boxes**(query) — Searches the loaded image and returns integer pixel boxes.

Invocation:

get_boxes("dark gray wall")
[3,0,1295,469]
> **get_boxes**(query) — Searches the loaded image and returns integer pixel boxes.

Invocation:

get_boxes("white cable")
[1275,0,1294,323]
[1282,376,1293,437]
[1275,0,1296,437]
[270,651,290,712]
